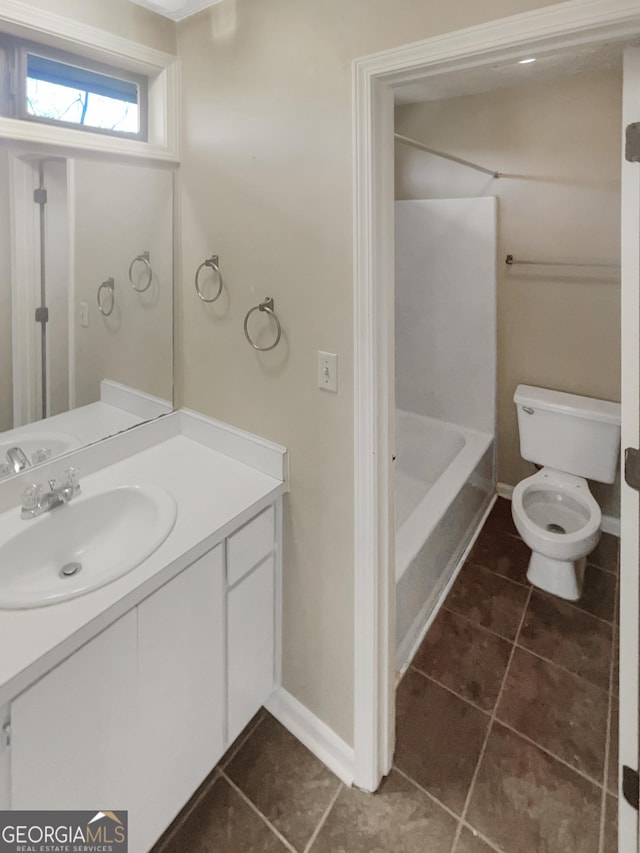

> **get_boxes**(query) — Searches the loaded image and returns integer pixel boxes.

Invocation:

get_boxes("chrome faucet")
[6,446,30,474]
[21,468,81,519]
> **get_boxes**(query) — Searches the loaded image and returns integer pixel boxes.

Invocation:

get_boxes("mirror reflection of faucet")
[1,446,54,478]
[20,468,81,520]
[6,447,31,473]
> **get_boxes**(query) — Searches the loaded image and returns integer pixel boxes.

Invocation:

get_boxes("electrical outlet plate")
[318,351,338,392]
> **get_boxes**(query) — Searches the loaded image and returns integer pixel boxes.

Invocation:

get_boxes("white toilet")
[511,385,621,601]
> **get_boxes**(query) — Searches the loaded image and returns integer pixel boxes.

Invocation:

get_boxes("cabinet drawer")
[227,505,275,587]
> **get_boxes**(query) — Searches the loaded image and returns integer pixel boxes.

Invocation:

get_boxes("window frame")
[0,2,179,163]
[5,36,150,142]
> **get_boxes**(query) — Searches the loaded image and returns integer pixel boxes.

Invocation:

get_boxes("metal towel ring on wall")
[129,251,153,292]
[195,255,223,303]
[244,297,282,351]
[97,278,115,317]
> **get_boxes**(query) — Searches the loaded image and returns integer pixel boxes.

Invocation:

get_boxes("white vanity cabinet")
[226,505,277,744]
[10,610,139,811]
[136,544,225,850]
[5,500,279,853]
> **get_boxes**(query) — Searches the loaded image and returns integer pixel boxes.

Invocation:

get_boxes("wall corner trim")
[265,688,355,787]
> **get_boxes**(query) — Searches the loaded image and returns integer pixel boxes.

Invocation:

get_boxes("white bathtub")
[395,409,494,670]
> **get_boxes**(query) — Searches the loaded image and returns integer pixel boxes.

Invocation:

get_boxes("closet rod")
[505,254,620,270]
[394,133,501,179]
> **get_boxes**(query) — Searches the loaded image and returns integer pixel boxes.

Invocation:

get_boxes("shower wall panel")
[395,198,497,434]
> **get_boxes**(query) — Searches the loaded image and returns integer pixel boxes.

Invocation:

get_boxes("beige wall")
[74,158,174,407]
[176,0,565,744]
[396,70,622,517]
[21,0,176,54]
[0,149,12,432]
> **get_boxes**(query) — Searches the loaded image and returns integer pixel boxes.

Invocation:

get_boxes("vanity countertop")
[0,425,287,707]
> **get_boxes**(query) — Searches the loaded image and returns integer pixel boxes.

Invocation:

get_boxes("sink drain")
[546,523,566,535]
[60,562,82,578]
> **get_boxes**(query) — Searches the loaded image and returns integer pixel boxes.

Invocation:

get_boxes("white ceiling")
[127,0,219,22]
[394,39,631,104]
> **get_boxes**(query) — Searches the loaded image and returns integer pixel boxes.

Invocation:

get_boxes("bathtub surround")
[394,197,497,665]
[395,68,622,519]
[395,412,493,668]
[395,198,497,433]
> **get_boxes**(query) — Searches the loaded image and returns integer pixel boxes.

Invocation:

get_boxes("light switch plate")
[318,352,338,393]
[79,302,89,328]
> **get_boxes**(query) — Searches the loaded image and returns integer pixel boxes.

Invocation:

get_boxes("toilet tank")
[514,385,621,484]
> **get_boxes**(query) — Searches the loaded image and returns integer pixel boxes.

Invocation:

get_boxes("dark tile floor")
[153,498,619,853]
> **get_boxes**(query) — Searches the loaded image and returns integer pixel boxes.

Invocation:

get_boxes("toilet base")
[526,552,586,601]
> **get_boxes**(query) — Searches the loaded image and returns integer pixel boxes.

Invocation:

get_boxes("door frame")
[10,151,41,427]
[352,0,640,841]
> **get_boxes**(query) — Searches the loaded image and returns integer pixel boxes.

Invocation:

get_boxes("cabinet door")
[136,546,225,850]
[11,610,138,811]
[227,556,275,745]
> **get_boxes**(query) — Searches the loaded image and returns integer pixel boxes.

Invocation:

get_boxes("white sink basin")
[0,484,177,609]
[0,431,81,468]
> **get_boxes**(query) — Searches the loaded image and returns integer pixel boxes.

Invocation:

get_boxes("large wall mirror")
[0,146,174,480]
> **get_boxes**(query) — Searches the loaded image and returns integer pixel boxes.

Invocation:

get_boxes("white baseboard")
[601,515,621,537]
[496,482,514,499]
[265,687,355,786]
[497,482,620,538]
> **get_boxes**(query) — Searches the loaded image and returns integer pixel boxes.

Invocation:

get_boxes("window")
[1,36,148,140]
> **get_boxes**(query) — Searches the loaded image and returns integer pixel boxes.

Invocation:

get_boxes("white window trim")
[0,0,179,162]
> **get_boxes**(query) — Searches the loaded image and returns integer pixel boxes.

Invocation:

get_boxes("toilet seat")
[512,467,601,562]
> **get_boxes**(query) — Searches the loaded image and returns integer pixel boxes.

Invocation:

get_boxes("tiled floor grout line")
[442,602,614,695]
[457,824,506,853]
[220,711,266,768]
[441,603,519,641]
[408,666,493,717]
[152,768,223,850]
[460,561,618,627]
[220,769,298,853]
[450,585,533,853]
[392,764,463,823]
[441,603,523,644]
[394,764,507,853]
[302,781,343,853]
[494,717,606,790]
[411,658,608,791]
[511,641,614,695]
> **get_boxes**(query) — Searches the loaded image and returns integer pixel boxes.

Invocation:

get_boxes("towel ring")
[195,255,223,303]
[129,251,153,292]
[97,278,115,317]
[244,297,282,351]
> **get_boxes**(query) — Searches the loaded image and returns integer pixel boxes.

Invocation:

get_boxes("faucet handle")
[21,483,44,511]
[62,467,80,495]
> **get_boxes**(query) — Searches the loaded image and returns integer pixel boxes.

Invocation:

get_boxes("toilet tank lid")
[514,385,621,426]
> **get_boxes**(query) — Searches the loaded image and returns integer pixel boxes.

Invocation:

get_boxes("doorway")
[352,4,640,853]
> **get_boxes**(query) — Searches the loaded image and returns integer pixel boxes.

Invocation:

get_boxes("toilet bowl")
[511,467,601,600]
